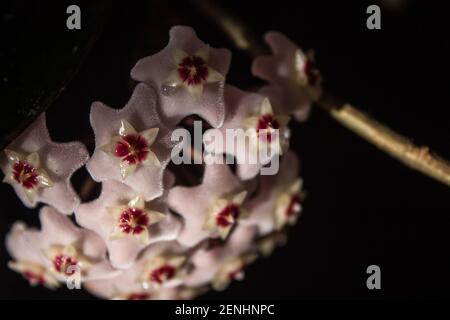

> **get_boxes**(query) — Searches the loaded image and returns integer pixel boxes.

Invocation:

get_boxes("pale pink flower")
[131,25,231,128]
[3,26,306,300]
[203,85,290,180]
[84,241,188,299]
[75,171,182,269]
[0,113,89,214]
[6,206,117,288]
[252,31,322,122]
[86,83,175,201]
[168,157,253,247]
[242,152,303,235]
[184,225,258,291]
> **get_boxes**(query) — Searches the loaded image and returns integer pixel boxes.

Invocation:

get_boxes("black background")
[0,0,449,299]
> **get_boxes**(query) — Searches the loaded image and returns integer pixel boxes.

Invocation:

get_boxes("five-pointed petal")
[241,152,303,235]
[6,206,118,287]
[86,83,175,201]
[0,113,89,214]
[131,26,231,128]
[168,157,253,247]
[203,85,290,180]
[75,171,182,269]
[84,241,187,299]
[184,225,258,291]
[252,31,322,122]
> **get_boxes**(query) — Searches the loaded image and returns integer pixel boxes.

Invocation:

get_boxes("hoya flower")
[6,206,117,287]
[86,83,175,201]
[185,225,258,291]
[252,31,322,122]
[0,113,89,214]
[168,158,252,247]
[242,152,303,235]
[75,172,182,269]
[203,85,290,180]
[131,25,231,128]
[84,241,188,299]
[139,254,186,290]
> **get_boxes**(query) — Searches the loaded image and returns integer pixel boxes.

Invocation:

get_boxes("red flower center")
[285,195,300,217]
[12,161,39,190]
[53,255,79,276]
[23,270,46,286]
[127,293,151,300]
[216,204,240,228]
[118,208,149,235]
[149,265,176,284]
[115,134,149,165]
[304,59,318,86]
[256,114,280,142]
[177,56,209,86]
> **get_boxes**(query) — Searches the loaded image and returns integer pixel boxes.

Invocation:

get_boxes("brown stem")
[193,0,450,188]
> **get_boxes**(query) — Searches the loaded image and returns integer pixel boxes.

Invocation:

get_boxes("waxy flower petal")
[75,171,181,269]
[131,26,231,128]
[242,152,303,235]
[84,241,187,299]
[168,158,252,247]
[212,253,257,291]
[6,207,117,287]
[86,83,175,201]
[3,26,306,300]
[184,225,258,290]
[252,31,322,122]
[0,113,89,214]
[203,85,289,180]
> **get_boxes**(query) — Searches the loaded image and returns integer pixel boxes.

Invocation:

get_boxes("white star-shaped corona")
[139,255,186,290]
[107,195,166,244]
[245,97,290,156]
[164,46,224,100]
[3,150,53,203]
[101,119,160,180]
[204,191,248,239]
[274,178,303,230]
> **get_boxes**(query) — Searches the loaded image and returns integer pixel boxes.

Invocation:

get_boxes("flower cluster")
[1,26,319,300]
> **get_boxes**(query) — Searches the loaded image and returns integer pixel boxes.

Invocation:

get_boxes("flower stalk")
[194,0,450,188]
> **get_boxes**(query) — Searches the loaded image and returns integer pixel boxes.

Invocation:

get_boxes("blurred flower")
[256,230,288,257]
[185,225,258,291]
[252,31,322,122]
[203,85,289,180]
[84,241,187,299]
[242,152,303,235]
[139,254,186,290]
[212,253,257,291]
[6,206,117,287]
